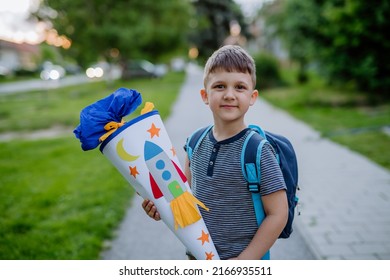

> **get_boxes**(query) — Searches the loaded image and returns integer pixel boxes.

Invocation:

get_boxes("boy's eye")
[236,84,247,90]
[214,84,225,89]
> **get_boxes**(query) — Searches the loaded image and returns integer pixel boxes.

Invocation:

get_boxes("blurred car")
[40,61,65,81]
[171,58,186,72]
[121,60,167,80]
[64,63,82,75]
[85,62,110,78]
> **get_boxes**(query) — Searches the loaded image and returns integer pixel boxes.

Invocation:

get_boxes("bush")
[14,68,39,78]
[253,52,285,90]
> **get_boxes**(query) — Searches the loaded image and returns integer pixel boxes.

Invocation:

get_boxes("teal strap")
[249,185,270,260]
[241,131,256,177]
[243,134,270,260]
[186,125,212,160]
[248,124,266,139]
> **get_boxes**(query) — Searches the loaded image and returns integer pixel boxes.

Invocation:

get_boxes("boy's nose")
[223,88,235,99]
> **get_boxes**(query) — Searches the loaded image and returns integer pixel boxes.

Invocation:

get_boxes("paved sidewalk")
[101,64,390,260]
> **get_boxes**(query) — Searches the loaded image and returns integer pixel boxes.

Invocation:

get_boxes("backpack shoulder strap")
[241,130,268,224]
[241,128,270,260]
[248,124,266,139]
[186,125,213,161]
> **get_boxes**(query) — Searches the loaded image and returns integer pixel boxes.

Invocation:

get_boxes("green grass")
[0,72,185,259]
[261,79,390,170]
[0,138,132,259]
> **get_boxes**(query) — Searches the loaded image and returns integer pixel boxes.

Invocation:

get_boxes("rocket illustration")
[144,141,209,230]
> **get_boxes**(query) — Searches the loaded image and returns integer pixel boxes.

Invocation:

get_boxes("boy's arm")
[235,189,288,260]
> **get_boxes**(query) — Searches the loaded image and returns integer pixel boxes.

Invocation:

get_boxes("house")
[0,39,40,73]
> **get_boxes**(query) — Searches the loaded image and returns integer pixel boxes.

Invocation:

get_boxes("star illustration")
[197,230,210,245]
[171,147,176,157]
[205,251,215,260]
[147,123,160,138]
[129,166,139,178]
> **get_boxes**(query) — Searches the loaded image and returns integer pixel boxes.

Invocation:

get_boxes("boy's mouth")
[220,105,238,109]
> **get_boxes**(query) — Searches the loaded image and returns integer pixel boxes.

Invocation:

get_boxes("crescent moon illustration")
[116,138,140,162]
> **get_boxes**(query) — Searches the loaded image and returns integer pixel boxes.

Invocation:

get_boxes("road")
[0,75,95,95]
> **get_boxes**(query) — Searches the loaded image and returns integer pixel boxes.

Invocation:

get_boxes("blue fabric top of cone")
[73,88,142,151]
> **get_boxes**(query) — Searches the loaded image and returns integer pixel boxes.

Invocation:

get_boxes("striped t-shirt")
[187,128,286,260]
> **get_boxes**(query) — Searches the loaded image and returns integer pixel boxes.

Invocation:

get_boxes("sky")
[0,0,43,44]
[0,0,32,14]
[0,0,269,44]
[235,0,271,17]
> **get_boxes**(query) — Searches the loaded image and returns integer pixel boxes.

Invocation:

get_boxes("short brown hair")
[203,45,256,88]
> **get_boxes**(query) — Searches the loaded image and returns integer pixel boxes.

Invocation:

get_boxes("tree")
[265,0,390,97]
[39,0,193,67]
[188,0,250,61]
[264,0,322,83]
[316,0,390,96]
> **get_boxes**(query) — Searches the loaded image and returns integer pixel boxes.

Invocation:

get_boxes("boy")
[143,45,288,260]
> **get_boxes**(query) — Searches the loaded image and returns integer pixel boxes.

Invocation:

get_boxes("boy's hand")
[142,199,161,221]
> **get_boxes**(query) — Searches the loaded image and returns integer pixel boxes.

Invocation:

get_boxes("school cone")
[74,89,219,260]
[100,110,219,260]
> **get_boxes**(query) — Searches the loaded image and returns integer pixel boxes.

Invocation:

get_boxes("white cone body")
[100,110,219,260]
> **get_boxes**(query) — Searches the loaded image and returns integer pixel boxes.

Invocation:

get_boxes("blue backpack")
[186,125,299,239]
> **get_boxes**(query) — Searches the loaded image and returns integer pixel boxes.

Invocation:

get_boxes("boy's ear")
[200,89,209,104]
[250,89,259,105]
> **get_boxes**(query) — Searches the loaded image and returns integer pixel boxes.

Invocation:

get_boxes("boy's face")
[201,69,258,125]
